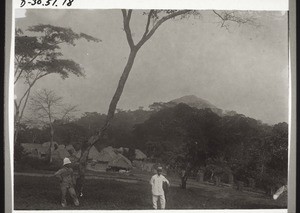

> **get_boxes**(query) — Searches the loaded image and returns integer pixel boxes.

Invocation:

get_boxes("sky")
[14,9,289,125]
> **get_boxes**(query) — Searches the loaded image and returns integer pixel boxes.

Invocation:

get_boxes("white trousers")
[152,195,166,209]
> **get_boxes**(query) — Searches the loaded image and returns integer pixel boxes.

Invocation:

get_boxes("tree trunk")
[49,124,54,163]
[14,86,32,144]
[181,178,186,189]
[181,176,188,189]
[14,104,20,144]
[75,9,193,195]
[14,122,20,145]
[77,48,138,193]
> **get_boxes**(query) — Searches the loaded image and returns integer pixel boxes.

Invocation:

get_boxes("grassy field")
[14,175,287,210]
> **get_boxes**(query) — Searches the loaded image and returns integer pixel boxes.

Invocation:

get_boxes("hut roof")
[88,146,101,161]
[135,149,147,160]
[108,153,132,169]
[97,146,118,162]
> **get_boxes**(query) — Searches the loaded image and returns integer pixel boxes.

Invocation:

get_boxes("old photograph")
[13,8,289,210]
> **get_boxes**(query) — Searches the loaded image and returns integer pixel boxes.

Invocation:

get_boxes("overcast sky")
[15,9,288,124]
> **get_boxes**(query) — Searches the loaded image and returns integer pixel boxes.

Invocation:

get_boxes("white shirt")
[150,174,170,196]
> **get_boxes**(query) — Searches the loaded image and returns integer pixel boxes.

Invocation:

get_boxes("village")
[15,139,288,210]
[20,142,151,173]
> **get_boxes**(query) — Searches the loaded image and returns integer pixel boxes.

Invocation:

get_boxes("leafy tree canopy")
[15,24,101,83]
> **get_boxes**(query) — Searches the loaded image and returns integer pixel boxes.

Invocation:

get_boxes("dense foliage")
[16,103,288,193]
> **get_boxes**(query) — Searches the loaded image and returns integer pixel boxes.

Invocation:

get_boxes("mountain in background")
[168,95,223,116]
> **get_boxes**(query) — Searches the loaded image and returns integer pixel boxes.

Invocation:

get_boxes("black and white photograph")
[12,5,289,211]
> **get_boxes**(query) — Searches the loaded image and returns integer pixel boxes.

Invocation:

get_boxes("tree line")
[16,101,288,194]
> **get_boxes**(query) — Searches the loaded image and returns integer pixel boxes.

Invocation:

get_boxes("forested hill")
[168,95,223,116]
[133,103,288,191]
[148,95,223,116]
[134,103,287,164]
[18,97,288,155]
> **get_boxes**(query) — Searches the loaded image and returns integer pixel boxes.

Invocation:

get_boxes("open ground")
[14,172,287,210]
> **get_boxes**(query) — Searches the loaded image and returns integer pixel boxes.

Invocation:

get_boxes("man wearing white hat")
[149,166,170,209]
[54,157,79,207]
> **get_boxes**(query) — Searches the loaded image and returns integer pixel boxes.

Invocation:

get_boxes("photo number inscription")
[20,0,75,7]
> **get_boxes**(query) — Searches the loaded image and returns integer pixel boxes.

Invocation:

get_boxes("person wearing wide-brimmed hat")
[149,166,170,209]
[54,157,79,207]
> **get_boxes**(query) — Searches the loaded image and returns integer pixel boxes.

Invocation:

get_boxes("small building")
[86,146,109,172]
[97,146,118,162]
[108,153,133,171]
[87,146,102,161]
[135,149,147,160]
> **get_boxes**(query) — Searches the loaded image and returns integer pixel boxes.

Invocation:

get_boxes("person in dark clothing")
[54,158,79,207]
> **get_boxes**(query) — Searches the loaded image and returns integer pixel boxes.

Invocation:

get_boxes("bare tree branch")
[15,54,27,77]
[212,10,256,29]
[15,55,20,62]
[19,87,32,121]
[18,73,49,108]
[142,10,154,39]
[29,89,63,124]
[127,9,133,20]
[212,10,225,26]
[136,10,192,49]
[61,104,78,123]
[14,49,45,84]
[121,9,135,49]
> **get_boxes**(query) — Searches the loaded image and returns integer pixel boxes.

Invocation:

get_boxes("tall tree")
[28,89,77,163]
[77,9,255,188]
[14,25,100,144]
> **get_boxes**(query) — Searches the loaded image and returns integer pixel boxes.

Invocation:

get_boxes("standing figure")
[54,157,79,207]
[180,169,188,189]
[149,166,170,209]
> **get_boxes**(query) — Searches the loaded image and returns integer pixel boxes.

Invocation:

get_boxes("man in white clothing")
[149,166,170,209]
